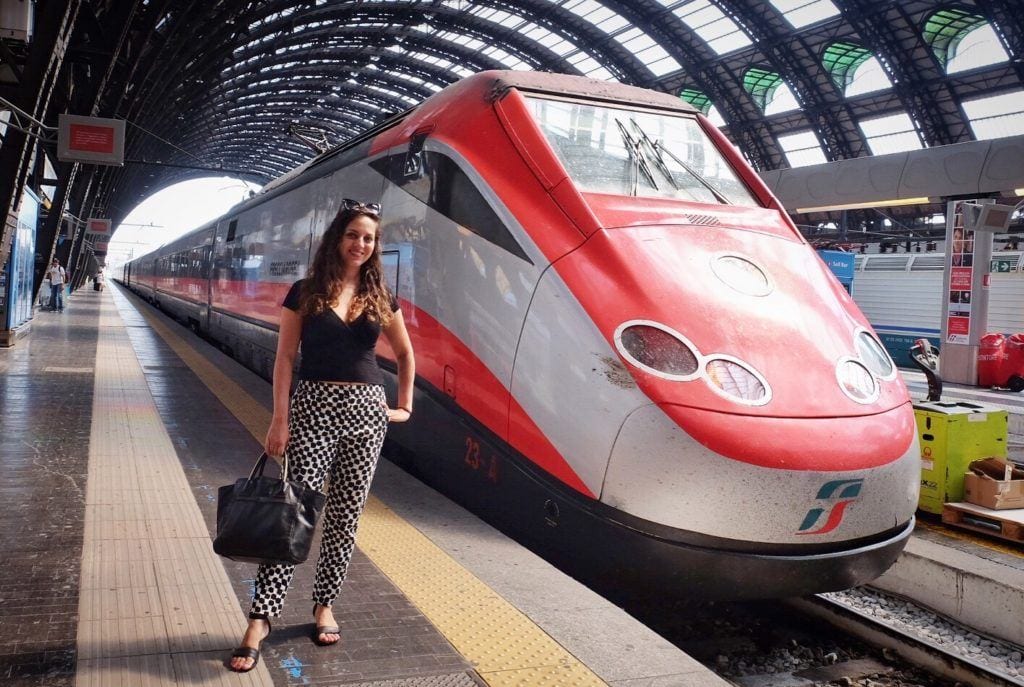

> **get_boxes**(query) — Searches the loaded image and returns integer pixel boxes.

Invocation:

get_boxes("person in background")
[46,258,66,312]
[229,199,415,673]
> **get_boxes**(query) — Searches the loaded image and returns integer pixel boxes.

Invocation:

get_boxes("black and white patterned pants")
[250,381,389,617]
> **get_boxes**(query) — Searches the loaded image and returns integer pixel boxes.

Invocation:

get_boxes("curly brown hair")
[300,206,394,326]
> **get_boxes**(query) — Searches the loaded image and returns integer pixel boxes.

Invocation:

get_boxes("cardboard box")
[963,458,1024,510]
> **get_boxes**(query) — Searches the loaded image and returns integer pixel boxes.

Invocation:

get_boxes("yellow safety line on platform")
[119,287,608,687]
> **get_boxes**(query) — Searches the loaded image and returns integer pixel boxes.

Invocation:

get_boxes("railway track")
[788,594,1021,687]
[629,588,1022,686]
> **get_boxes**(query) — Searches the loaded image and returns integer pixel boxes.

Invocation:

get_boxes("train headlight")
[615,321,699,380]
[836,358,879,404]
[855,331,896,380]
[705,357,770,405]
[615,321,773,405]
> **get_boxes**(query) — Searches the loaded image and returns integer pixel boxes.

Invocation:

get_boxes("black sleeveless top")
[283,279,399,384]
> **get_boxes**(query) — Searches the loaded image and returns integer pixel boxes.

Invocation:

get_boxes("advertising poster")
[945,202,975,344]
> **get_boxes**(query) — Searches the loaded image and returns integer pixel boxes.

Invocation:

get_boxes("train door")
[197,238,213,332]
[208,216,236,340]
[374,138,547,436]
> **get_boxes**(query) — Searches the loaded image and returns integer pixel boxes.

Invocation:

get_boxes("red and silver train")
[122,71,919,600]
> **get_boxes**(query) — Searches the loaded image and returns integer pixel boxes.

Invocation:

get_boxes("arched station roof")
[1,0,1022,254]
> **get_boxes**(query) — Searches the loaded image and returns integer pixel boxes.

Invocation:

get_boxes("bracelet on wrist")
[397,406,411,413]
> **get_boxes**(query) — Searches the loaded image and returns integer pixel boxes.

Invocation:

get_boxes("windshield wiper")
[630,120,680,192]
[614,118,657,196]
[628,119,733,205]
[655,139,732,205]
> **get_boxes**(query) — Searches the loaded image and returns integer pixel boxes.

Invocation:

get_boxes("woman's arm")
[266,307,301,456]
[383,309,415,423]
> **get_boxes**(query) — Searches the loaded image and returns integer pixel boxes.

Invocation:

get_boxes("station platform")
[874,370,1024,648]
[0,285,729,687]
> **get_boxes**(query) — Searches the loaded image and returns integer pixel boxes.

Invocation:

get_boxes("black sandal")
[229,613,271,672]
[312,604,340,646]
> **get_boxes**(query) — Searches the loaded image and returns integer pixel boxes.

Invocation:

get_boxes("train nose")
[558,223,910,419]
[601,402,920,545]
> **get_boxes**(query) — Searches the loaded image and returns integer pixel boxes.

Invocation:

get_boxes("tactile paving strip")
[125,287,608,686]
[76,291,273,686]
[347,676,482,687]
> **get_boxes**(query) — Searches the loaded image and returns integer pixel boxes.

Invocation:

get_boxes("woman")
[230,199,415,672]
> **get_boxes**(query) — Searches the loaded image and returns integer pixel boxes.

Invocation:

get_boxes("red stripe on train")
[380,299,594,497]
[191,278,593,498]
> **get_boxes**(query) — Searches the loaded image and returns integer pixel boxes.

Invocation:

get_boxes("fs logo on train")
[796,479,864,535]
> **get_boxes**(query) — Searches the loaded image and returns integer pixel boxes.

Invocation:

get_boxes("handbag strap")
[247,452,290,482]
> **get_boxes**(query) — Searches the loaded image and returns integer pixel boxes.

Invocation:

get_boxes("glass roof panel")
[558,0,636,41]
[611,26,682,76]
[481,44,533,70]
[845,57,891,97]
[478,8,519,27]
[859,113,923,154]
[365,83,418,105]
[679,88,712,114]
[673,0,752,54]
[768,0,840,28]
[566,49,616,80]
[466,5,589,62]
[822,42,871,90]
[706,105,726,128]
[777,130,828,167]
[947,24,1010,74]
[923,8,986,68]
[765,84,799,115]
[743,68,783,110]
[615,27,653,51]
[645,54,683,76]
[963,90,1024,140]
[523,25,577,56]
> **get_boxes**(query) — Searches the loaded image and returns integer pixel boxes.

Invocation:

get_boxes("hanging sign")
[87,218,111,235]
[57,114,125,165]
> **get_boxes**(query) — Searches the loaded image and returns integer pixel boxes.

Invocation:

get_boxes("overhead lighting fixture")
[795,197,934,213]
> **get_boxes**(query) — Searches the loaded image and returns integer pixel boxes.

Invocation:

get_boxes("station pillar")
[939,200,1016,384]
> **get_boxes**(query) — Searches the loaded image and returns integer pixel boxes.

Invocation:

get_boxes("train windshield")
[525,97,759,207]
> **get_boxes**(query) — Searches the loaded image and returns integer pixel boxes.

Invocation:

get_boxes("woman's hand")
[265,417,289,458]
[386,406,412,423]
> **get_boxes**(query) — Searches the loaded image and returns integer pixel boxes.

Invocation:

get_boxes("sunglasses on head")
[341,198,382,215]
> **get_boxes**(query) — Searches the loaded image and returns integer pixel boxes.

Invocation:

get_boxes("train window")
[381,250,399,296]
[370,151,532,263]
[226,219,238,242]
[525,97,760,208]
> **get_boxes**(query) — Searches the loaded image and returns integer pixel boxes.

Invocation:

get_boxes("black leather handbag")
[213,453,326,566]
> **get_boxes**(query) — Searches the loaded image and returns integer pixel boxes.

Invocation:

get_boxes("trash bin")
[977,333,1007,388]
[1006,333,1024,392]
[913,401,1008,514]
[977,332,1024,391]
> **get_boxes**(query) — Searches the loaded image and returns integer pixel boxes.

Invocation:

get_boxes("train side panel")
[150,229,215,328]
[204,155,385,375]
